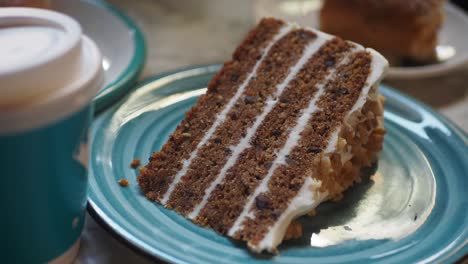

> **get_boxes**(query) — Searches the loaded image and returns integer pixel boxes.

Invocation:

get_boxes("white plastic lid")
[0,8,104,133]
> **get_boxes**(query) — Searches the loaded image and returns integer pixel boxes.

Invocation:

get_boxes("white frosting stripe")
[324,48,388,154]
[348,48,388,115]
[160,24,293,205]
[251,177,327,253]
[228,48,357,237]
[188,34,332,219]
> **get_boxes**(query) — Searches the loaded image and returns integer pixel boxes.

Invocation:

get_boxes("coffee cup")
[0,7,104,263]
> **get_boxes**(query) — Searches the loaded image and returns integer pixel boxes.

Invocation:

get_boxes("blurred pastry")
[0,0,50,8]
[320,0,446,65]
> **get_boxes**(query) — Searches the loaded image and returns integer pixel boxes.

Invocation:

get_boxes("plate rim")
[88,64,467,264]
[87,0,147,113]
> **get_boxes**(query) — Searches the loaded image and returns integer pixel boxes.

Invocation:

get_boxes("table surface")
[76,0,468,263]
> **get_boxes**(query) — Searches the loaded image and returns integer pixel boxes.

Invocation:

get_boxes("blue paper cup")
[0,8,103,263]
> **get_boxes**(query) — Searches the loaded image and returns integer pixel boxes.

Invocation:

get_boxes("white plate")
[254,1,468,80]
[53,0,146,112]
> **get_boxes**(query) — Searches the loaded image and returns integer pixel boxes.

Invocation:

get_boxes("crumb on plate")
[130,158,141,169]
[118,178,129,187]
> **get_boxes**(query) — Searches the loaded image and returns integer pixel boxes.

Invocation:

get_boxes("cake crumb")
[118,179,129,187]
[146,191,157,201]
[284,220,303,240]
[130,158,141,169]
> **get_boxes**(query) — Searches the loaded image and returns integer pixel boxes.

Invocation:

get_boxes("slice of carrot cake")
[138,18,388,253]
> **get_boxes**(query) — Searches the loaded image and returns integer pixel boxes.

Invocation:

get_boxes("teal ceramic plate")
[88,65,467,263]
[54,0,146,113]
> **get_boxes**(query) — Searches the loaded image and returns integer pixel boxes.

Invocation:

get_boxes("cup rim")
[0,35,104,134]
[0,7,82,76]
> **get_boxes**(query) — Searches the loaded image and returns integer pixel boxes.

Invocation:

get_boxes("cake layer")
[195,37,354,234]
[165,28,319,215]
[139,18,286,201]
[232,51,373,248]
[138,18,389,253]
